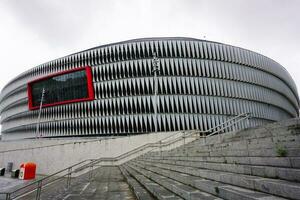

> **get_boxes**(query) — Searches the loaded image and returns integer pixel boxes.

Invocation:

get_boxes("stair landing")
[65,166,135,200]
[19,166,137,200]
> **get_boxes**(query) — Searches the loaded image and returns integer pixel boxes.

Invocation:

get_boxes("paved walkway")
[0,174,42,200]
[0,175,28,192]
[17,166,137,200]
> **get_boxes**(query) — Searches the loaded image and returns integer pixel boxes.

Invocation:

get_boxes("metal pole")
[67,167,72,188]
[36,88,45,139]
[160,141,162,158]
[183,131,186,150]
[36,180,42,200]
[152,52,160,133]
[246,114,250,128]
[89,165,93,181]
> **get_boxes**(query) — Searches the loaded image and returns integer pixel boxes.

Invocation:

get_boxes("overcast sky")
[0,0,299,93]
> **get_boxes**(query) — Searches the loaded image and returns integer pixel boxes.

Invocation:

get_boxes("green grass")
[275,145,287,157]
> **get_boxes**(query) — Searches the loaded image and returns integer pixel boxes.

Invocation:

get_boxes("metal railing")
[149,112,251,154]
[0,113,251,200]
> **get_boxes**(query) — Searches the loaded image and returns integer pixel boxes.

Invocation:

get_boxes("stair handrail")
[0,112,251,200]
[152,112,250,146]
[206,113,250,137]
[147,112,251,153]
[94,111,250,164]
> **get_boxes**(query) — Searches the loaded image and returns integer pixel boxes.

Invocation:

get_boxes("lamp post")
[36,88,45,139]
[152,52,160,133]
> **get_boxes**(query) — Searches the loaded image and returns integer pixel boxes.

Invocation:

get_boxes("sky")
[0,0,299,94]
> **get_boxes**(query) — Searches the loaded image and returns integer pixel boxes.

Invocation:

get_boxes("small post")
[36,88,45,139]
[160,141,162,158]
[67,167,72,188]
[36,180,42,200]
[6,193,10,200]
[218,125,221,143]
[217,132,220,143]
[232,117,237,132]
[89,165,93,181]
[246,114,250,128]
[183,132,186,150]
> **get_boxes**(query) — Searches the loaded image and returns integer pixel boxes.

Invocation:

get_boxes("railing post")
[160,141,162,158]
[67,167,72,188]
[89,165,94,181]
[246,115,250,128]
[202,133,206,146]
[218,125,221,143]
[232,118,237,132]
[183,132,186,150]
[6,193,11,200]
[36,180,42,200]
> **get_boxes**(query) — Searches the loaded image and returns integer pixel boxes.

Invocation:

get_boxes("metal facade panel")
[0,37,299,139]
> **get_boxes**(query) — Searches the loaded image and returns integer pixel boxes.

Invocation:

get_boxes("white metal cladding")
[0,37,299,139]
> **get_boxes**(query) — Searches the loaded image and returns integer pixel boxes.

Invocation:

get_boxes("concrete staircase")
[121,118,300,200]
[2,118,300,200]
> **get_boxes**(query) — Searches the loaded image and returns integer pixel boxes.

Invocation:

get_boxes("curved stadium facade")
[0,37,299,140]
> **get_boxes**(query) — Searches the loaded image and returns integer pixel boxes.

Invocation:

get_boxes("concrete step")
[137,157,300,182]
[156,130,300,149]
[188,135,300,152]
[121,165,182,200]
[150,145,300,158]
[144,155,300,169]
[132,159,300,200]
[224,121,300,142]
[185,124,300,151]
[127,162,287,200]
[207,120,300,144]
[119,166,155,200]
[190,134,300,150]
[125,163,222,200]
[176,132,300,149]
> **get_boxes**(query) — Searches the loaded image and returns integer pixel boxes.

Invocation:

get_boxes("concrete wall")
[0,132,175,175]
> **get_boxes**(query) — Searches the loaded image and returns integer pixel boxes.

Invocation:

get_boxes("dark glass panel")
[31,70,88,107]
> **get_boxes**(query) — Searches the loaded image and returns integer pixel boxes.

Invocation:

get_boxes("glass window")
[29,68,93,109]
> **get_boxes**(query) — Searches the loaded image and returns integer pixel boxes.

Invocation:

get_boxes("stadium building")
[0,37,298,140]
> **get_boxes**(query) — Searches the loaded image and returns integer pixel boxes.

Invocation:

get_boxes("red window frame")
[27,66,94,110]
